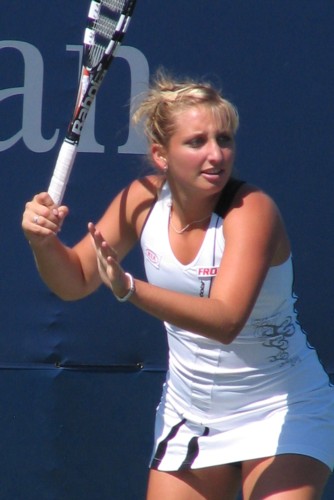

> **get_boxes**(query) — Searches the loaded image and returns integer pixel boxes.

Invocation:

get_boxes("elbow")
[206,299,249,344]
[221,333,237,345]
[58,293,79,302]
[40,276,95,302]
[52,290,80,301]
[59,289,93,301]
[217,318,246,345]
[220,330,238,345]
[47,285,90,302]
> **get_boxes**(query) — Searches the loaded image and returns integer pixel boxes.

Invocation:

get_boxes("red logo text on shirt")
[197,267,218,277]
[145,248,161,269]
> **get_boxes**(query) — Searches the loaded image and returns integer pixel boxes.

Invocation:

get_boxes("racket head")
[48,0,137,204]
[67,0,137,143]
[85,0,137,69]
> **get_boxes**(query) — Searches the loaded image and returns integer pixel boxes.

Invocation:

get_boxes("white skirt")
[150,375,334,471]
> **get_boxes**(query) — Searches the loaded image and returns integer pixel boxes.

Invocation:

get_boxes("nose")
[207,139,223,163]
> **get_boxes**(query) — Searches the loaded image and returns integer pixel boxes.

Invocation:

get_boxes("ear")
[151,143,168,172]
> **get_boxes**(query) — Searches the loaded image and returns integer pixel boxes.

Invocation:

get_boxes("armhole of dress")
[139,179,166,241]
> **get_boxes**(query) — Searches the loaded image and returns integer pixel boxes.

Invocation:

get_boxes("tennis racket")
[48,0,137,205]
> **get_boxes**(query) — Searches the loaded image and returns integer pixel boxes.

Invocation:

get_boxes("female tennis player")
[22,70,334,500]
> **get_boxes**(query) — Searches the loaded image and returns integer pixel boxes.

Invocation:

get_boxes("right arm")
[22,192,100,300]
[22,178,157,300]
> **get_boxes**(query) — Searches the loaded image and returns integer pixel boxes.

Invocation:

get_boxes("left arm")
[91,186,290,344]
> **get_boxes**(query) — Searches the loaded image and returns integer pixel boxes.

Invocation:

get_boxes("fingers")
[88,223,130,299]
[88,222,126,293]
[22,192,69,242]
[88,223,118,261]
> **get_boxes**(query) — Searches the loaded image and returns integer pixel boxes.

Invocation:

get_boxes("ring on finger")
[33,215,40,224]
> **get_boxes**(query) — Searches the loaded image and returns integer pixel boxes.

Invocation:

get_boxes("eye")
[187,135,206,148]
[216,133,233,147]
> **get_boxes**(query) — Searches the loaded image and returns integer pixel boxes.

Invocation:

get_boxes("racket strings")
[89,14,119,66]
[101,0,127,13]
[85,0,131,67]
[86,14,117,67]
[88,44,105,68]
[94,15,118,40]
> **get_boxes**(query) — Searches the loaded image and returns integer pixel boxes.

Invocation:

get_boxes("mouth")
[201,168,225,176]
[200,168,226,185]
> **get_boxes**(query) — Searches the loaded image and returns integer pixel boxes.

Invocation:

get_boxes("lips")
[201,168,224,176]
[200,168,226,185]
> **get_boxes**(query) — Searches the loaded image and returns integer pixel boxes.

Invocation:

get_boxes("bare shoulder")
[117,174,164,233]
[95,174,163,227]
[226,183,281,222]
[89,175,164,260]
[224,182,290,264]
[126,174,164,203]
[123,175,164,216]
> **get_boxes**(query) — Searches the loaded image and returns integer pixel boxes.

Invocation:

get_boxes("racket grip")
[48,140,77,205]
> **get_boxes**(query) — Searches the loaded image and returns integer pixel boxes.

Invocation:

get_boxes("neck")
[169,204,212,234]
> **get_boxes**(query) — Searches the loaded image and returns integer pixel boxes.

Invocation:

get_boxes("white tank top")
[140,181,329,423]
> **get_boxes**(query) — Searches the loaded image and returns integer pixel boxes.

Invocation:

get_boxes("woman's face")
[163,104,235,196]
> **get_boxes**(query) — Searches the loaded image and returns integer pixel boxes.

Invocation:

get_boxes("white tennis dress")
[140,180,334,471]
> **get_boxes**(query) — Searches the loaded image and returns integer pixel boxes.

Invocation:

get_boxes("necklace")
[169,209,211,234]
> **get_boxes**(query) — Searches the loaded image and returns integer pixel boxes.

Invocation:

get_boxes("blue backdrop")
[1,1,333,498]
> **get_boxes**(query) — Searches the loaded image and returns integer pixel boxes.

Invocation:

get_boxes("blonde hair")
[132,69,239,152]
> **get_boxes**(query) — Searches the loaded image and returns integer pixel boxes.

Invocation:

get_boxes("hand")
[88,222,130,298]
[22,192,69,245]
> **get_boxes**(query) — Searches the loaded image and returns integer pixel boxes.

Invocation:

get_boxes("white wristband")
[114,273,136,302]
